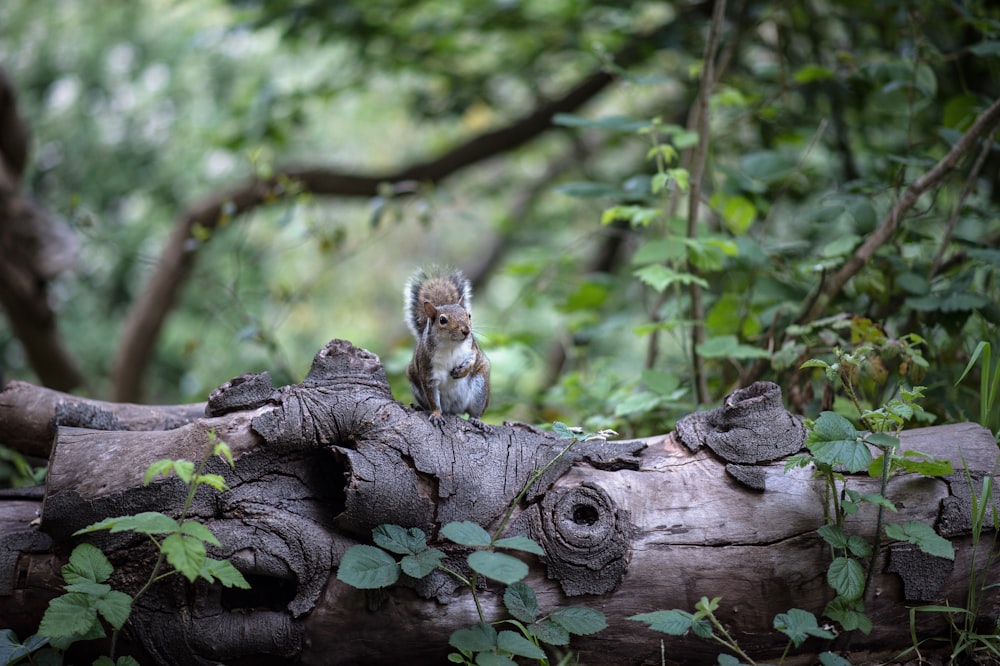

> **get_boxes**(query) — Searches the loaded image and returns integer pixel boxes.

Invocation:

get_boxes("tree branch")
[109,26,675,401]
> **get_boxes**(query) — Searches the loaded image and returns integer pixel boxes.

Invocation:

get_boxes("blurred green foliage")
[1,0,999,453]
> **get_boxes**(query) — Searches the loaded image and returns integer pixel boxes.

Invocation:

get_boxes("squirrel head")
[422,301,471,341]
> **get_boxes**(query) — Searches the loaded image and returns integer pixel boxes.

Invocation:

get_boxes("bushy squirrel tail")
[403,268,474,339]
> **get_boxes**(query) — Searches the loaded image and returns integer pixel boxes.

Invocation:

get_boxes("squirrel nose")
[462,325,470,336]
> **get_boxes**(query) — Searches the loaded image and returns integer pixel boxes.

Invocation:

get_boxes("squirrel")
[404,268,491,430]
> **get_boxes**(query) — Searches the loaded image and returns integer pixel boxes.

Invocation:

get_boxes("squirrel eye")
[438,315,448,325]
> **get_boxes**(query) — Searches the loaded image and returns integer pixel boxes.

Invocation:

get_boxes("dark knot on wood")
[527,482,631,596]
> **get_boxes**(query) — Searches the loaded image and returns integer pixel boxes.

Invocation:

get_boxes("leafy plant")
[791,345,954,634]
[955,340,1000,440]
[628,596,845,666]
[14,430,250,665]
[337,423,612,665]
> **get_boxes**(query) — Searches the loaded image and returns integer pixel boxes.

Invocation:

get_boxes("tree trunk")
[1,339,997,665]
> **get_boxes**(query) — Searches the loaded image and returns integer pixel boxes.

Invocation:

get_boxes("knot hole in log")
[525,482,632,597]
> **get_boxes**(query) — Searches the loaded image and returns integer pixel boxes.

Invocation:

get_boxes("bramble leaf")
[467,551,528,585]
[336,545,399,589]
[448,621,496,652]
[549,607,608,635]
[773,608,836,647]
[162,533,207,583]
[95,590,133,630]
[401,548,445,578]
[75,511,180,537]
[827,557,865,600]
[493,536,545,556]
[503,582,539,623]
[38,593,99,638]
[628,609,695,635]
[180,520,221,546]
[807,412,871,472]
[374,524,428,555]
[200,558,251,588]
[497,630,545,659]
[885,521,955,560]
[62,543,113,584]
[441,521,492,548]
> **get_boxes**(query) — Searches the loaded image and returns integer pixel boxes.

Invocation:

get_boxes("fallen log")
[0,339,997,665]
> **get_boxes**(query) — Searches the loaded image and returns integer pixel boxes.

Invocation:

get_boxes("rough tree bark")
[1,340,998,665]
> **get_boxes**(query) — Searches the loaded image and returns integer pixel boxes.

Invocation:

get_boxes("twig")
[686,0,728,405]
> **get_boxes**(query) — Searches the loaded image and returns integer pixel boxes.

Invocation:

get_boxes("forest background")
[1,0,999,482]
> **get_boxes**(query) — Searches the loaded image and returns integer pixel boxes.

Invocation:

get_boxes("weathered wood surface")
[0,339,998,665]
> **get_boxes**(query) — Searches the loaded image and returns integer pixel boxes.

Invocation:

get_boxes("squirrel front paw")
[450,354,474,379]
[428,410,446,427]
[468,416,491,432]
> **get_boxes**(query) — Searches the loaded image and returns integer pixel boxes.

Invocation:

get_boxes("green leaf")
[193,473,228,493]
[467,551,528,585]
[38,593,99,638]
[885,521,955,560]
[556,181,623,199]
[449,622,497,652]
[846,535,873,558]
[634,264,708,292]
[503,582,539,623]
[493,536,544,556]
[817,524,847,549]
[162,533,207,583]
[64,582,111,596]
[441,521,493,547]
[717,655,741,666]
[807,412,871,473]
[824,596,872,634]
[827,557,865,601]
[75,512,180,537]
[632,238,687,264]
[864,433,899,450]
[200,558,251,588]
[95,590,133,630]
[697,335,771,360]
[336,545,399,589]
[144,459,176,485]
[740,150,795,184]
[475,653,518,666]
[179,520,221,547]
[496,630,545,659]
[773,608,836,647]
[62,544,114,584]
[549,606,607,635]
[794,64,835,83]
[172,460,196,484]
[530,618,570,646]
[373,524,428,555]
[628,609,694,635]
[401,548,445,578]
[552,113,651,133]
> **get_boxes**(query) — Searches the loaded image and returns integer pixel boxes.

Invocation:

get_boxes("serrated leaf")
[194,473,228,493]
[628,609,694,635]
[824,596,872,634]
[773,608,836,647]
[336,545,399,589]
[885,521,955,560]
[497,630,546,659]
[213,439,235,467]
[373,524,428,555]
[179,520,221,546]
[634,264,708,292]
[475,653,518,666]
[162,533,206,583]
[401,548,445,578]
[504,582,539,623]
[493,536,544,556]
[449,622,497,652]
[531,618,570,646]
[441,521,492,547]
[172,460,196,484]
[38,593,98,638]
[697,335,770,360]
[95,590,133,630]
[846,535,873,558]
[807,412,871,473]
[550,606,607,635]
[64,582,111,596]
[865,433,899,449]
[144,460,175,485]
[467,551,528,585]
[827,557,865,600]
[76,512,180,537]
[63,544,113,584]
[817,524,847,549]
[717,655,742,666]
[200,558,251,588]
[859,493,897,512]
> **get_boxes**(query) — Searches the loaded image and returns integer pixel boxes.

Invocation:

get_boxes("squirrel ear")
[422,300,437,319]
